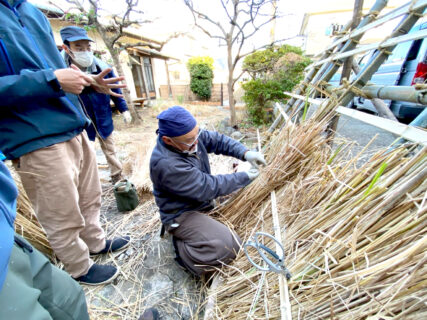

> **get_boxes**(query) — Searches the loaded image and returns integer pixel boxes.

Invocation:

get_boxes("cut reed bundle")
[128,138,157,194]
[11,170,53,258]
[208,110,426,319]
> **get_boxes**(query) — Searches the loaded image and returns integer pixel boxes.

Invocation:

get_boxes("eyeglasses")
[172,129,203,149]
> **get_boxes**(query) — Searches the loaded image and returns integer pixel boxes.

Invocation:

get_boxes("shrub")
[187,56,214,100]
[242,45,311,125]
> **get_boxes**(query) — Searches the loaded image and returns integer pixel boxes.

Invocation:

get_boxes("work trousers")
[98,133,122,179]
[0,235,89,320]
[14,132,106,278]
[168,211,242,276]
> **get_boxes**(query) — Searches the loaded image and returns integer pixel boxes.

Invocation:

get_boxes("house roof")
[127,47,179,61]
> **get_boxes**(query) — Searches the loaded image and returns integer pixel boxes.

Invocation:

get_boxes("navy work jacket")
[150,130,251,224]
[63,53,128,140]
[0,0,89,159]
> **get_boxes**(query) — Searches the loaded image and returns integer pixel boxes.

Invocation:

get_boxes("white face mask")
[71,51,94,68]
[183,144,198,155]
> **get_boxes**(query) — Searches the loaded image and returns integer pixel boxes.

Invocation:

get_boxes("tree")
[62,0,181,124]
[184,0,278,127]
[187,56,214,100]
[242,45,311,125]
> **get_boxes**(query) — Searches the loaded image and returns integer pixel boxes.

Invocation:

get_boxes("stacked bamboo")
[208,108,426,319]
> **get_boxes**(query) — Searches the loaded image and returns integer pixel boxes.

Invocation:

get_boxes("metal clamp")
[244,232,291,280]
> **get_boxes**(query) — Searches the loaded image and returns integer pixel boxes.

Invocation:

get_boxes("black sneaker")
[74,264,119,285]
[138,308,160,320]
[91,236,131,256]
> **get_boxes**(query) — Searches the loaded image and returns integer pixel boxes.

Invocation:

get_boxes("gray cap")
[60,26,94,43]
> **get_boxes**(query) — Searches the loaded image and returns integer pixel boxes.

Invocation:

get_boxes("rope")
[409,0,423,17]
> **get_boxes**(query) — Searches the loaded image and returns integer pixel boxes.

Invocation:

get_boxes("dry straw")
[11,169,53,258]
[205,103,426,319]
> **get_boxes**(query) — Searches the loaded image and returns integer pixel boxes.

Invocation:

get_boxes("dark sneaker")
[74,263,119,286]
[91,236,131,256]
[138,308,160,320]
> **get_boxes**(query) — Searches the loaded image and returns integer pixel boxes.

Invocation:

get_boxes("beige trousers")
[14,132,106,278]
[98,134,122,178]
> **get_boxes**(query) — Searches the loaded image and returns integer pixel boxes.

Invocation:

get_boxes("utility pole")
[270,0,277,43]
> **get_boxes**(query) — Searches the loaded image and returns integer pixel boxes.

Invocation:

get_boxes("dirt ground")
[85,101,250,319]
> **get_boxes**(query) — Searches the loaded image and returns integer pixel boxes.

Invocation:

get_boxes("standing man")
[0,158,89,320]
[0,0,130,285]
[150,106,265,276]
[60,26,131,184]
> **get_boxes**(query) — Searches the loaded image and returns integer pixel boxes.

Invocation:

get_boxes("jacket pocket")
[0,37,15,75]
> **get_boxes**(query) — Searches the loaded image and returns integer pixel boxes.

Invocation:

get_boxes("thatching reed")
[11,169,53,258]
[206,106,426,319]
[128,138,157,194]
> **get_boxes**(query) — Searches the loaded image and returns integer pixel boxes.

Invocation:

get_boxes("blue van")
[329,19,427,123]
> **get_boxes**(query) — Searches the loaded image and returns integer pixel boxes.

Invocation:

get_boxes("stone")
[230,131,244,140]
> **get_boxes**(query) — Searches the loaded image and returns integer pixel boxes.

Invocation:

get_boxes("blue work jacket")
[150,130,251,224]
[0,161,18,292]
[0,0,90,160]
[63,53,128,140]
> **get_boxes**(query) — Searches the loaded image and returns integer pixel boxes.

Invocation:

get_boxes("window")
[129,54,156,98]
[143,57,155,92]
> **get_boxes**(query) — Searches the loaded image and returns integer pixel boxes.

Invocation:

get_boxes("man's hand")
[122,110,132,124]
[54,65,93,94]
[244,151,267,168]
[90,68,127,97]
[245,168,260,181]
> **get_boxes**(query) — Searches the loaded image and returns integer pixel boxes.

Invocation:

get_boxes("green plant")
[177,95,184,104]
[186,56,214,100]
[242,45,311,125]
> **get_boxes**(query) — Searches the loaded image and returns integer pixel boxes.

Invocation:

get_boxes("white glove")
[245,168,260,181]
[244,151,267,168]
[122,110,132,124]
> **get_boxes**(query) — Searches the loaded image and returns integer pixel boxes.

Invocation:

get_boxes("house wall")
[301,0,403,58]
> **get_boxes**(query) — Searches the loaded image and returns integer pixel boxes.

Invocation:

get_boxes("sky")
[33,0,407,45]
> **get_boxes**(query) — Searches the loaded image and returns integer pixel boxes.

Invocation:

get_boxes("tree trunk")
[227,40,236,126]
[96,23,142,125]
[108,47,142,124]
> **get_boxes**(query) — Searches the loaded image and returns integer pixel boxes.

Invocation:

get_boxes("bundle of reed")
[208,114,426,318]
[12,173,53,258]
[128,138,157,194]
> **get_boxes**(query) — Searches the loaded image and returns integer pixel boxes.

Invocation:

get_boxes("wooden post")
[327,0,364,144]
[165,60,173,99]
[221,83,224,106]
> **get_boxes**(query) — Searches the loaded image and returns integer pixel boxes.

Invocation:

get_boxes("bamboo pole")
[271,190,292,320]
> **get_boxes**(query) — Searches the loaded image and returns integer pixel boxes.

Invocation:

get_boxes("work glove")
[244,151,267,168]
[122,110,132,124]
[245,168,260,181]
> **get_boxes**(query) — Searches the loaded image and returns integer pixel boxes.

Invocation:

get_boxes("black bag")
[113,179,139,212]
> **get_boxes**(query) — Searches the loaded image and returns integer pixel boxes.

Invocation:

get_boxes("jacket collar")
[0,0,26,9]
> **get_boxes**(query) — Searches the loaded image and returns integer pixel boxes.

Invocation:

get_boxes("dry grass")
[11,169,54,259]
[203,101,426,318]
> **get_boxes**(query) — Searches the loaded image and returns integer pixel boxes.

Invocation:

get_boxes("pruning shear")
[244,232,291,280]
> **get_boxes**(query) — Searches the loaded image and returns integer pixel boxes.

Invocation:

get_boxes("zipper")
[10,3,87,124]
[0,38,15,74]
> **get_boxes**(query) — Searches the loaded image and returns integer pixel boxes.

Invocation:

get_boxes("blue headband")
[157,106,197,137]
